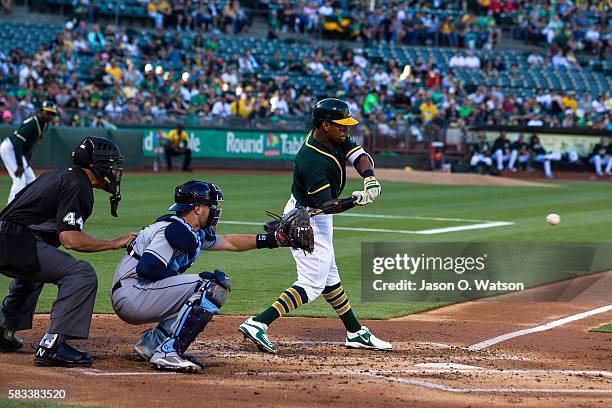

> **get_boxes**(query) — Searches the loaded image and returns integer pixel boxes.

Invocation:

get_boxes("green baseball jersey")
[291,130,365,209]
[9,115,49,166]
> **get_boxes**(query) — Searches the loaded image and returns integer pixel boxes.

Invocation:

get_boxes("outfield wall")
[0,125,143,168]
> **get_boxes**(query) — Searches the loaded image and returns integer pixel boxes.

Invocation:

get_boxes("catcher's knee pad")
[171,279,229,355]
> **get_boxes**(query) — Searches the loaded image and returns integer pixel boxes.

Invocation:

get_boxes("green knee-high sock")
[253,285,308,326]
[323,283,361,333]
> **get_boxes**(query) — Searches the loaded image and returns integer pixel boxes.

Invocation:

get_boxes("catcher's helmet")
[312,98,358,127]
[169,180,223,228]
[72,137,124,216]
[41,101,58,115]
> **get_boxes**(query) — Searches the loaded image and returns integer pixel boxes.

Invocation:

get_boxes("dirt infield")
[1,274,611,407]
[347,168,556,187]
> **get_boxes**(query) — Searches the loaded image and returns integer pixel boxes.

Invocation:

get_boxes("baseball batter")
[0,101,58,203]
[111,180,307,372]
[240,98,392,353]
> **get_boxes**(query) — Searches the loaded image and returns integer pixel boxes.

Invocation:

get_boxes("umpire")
[0,101,58,203]
[0,137,137,367]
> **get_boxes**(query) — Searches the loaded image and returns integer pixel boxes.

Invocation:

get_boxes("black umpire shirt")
[0,166,94,247]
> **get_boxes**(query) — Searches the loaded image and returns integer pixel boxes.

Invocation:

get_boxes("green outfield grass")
[590,323,612,333]
[1,173,611,319]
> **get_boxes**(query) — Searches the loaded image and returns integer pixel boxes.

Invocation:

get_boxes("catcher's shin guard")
[171,280,228,355]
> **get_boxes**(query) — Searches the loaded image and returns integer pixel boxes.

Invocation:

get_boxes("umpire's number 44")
[63,212,84,230]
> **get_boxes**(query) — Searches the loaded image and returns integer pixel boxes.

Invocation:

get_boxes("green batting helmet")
[312,98,359,127]
[42,101,58,115]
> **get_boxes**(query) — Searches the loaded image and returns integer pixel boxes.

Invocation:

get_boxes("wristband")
[256,233,279,249]
[362,169,375,178]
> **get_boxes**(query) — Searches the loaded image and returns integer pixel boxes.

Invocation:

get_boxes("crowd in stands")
[0,16,610,137]
[270,0,503,49]
[143,0,250,33]
[512,0,610,60]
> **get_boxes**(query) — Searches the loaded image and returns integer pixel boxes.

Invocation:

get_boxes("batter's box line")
[221,220,514,235]
[235,368,612,395]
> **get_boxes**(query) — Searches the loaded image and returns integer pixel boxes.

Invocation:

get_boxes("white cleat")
[345,326,392,351]
[239,317,277,354]
[133,343,155,361]
[149,350,201,372]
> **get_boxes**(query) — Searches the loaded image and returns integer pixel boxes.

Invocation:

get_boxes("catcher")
[240,98,392,353]
[110,180,312,372]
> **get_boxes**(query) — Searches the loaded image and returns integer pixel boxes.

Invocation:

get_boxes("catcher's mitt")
[264,207,314,253]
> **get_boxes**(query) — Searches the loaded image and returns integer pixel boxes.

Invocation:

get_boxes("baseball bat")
[263,197,357,233]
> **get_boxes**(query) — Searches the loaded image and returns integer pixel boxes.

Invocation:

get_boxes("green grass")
[1,173,611,319]
[590,323,612,333]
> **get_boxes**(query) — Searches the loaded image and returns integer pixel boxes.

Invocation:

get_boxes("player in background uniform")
[507,134,529,172]
[0,101,58,203]
[164,124,192,172]
[0,137,136,367]
[111,180,291,372]
[492,131,511,172]
[239,98,392,353]
[588,137,611,176]
[469,132,493,173]
[530,134,560,179]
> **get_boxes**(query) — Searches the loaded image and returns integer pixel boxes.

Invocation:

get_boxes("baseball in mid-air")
[546,213,561,225]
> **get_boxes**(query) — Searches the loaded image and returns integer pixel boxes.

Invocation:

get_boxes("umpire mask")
[72,137,124,217]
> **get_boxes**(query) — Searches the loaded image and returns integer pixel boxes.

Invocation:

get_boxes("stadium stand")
[0,1,610,166]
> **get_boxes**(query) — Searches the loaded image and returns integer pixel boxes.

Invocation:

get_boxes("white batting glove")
[363,176,381,201]
[352,190,373,206]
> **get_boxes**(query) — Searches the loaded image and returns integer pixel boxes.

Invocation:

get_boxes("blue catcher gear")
[167,271,230,355]
[168,180,223,230]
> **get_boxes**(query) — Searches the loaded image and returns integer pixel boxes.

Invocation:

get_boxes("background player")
[588,137,611,176]
[0,137,136,367]
[240,98,392,353]
[469,132,493,174]
[163,123,192,172]
[111,180,304,372]
[0,101,58,203]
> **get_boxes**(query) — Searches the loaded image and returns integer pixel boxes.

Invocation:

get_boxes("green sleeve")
[10,132,24,167]
[340,135,361,156]
[302,163,333,208]
[13,118,38,166]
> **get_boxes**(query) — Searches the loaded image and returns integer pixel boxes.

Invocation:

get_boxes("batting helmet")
[41,101,58,116]
[72,137,124,216]
[169,181,223,228]
[312,98,359,127]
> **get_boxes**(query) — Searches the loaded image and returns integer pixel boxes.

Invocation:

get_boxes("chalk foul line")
[220,220,513,235]
[235,368,612,394]
[468,304,612,351]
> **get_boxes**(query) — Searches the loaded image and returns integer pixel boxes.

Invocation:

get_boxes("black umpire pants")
[164,146,192,171]
[0,234,97,339]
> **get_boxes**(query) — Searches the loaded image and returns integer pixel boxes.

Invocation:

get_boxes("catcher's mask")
[169,180,223,229]
[72,137,124,217]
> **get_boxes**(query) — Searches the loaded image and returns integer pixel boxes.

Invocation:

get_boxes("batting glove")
[352,190,373,206]
[363,176,381,201]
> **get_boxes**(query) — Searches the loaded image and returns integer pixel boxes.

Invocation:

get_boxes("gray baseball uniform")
[111,216,217,326]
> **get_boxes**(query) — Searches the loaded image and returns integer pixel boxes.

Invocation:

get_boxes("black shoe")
[34,342,93,368]
[0,327,23,352]
[182,167,193,172]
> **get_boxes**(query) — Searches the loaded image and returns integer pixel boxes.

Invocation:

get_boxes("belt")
[111,281,122,295]
[126,242,141,260]
[0,220,31,233]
